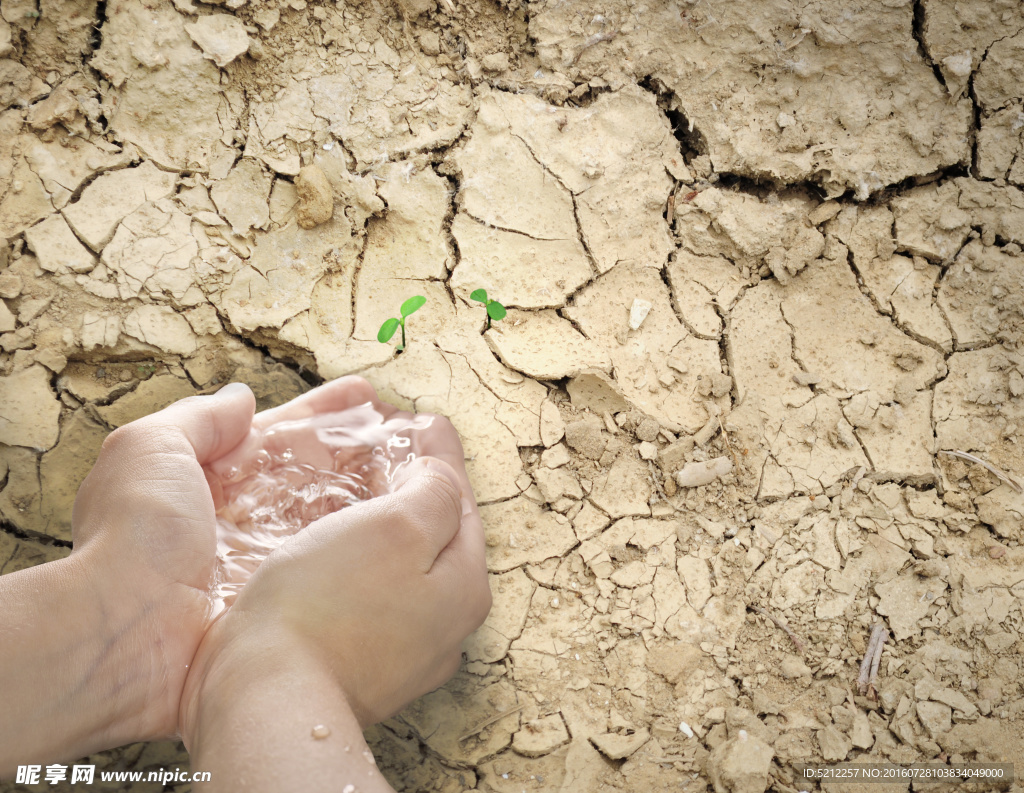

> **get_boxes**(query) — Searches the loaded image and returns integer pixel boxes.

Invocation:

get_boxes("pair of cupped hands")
[8,377,490,767]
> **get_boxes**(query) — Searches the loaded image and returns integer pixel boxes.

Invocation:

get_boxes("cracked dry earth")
[2,0,1024,790]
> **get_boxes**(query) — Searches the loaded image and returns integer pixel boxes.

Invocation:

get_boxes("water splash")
[205,403,434,615]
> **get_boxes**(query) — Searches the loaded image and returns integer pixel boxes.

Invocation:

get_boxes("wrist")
[63,539,212,746]
[0,548,157,769]
[179,617,397,793]
[180,614,362,751]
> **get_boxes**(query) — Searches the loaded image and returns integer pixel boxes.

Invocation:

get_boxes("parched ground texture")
[2,0,1024,790]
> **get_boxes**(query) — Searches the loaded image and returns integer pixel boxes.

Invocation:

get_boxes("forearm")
[0,551,151,776]
[184,624,396,793]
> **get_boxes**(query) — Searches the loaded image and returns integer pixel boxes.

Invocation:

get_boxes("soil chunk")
[294,164,334,229]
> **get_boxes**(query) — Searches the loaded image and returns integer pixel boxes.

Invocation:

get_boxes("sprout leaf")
[401,295,426,317]
[377,317,400,342]
[470,288,488,303]
[486,301,507,321]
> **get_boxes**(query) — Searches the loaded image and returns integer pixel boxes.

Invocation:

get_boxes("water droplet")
[311,724,331,739]
[362,750,376,765]
[280,448,295,462]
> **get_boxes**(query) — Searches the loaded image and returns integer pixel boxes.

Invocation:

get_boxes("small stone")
[637,441,658,461]
[675,456,733,488]
[397,0,434,17]
[629,298,652,330]
[253,8,280,30]
[634,416,660,442]
[295,164,334,229]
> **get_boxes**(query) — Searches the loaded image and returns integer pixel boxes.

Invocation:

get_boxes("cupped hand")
[181,377,491,740]
[69,382,256,742]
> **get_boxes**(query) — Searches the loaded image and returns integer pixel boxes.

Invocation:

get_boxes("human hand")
[202,376,459,611]
[180,377,491,742]
[61,384,255,744]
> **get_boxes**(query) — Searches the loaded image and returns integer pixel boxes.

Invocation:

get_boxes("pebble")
[629,298,652,330]
[675,456,733,488]
[637,441,658,461]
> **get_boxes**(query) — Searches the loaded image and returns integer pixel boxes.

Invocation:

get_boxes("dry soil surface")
[2,0,1024,790]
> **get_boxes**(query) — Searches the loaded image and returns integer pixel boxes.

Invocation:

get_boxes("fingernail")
[217,382,251,398]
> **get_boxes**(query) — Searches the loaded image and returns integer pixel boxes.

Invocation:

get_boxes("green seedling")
[377,295,426,352]
[470,289,506,330]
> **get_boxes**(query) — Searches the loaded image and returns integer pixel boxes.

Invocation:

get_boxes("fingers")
[101,382,256,465]
[252,376,383,432]
[388,456,468,566]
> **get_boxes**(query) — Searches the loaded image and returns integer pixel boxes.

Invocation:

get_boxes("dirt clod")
[294,164,334,229]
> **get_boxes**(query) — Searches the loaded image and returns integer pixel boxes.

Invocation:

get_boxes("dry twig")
[717,415,742,475]
[751,605,807,654]
[857,623,888,698]
[939,450,1023,494]
[458,703,525,743]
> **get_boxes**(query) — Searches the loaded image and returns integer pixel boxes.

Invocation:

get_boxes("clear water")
[204,402,434,615]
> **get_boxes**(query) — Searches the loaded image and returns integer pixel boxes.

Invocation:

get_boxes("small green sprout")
[470,289,506,330]
[377,295,426,351]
